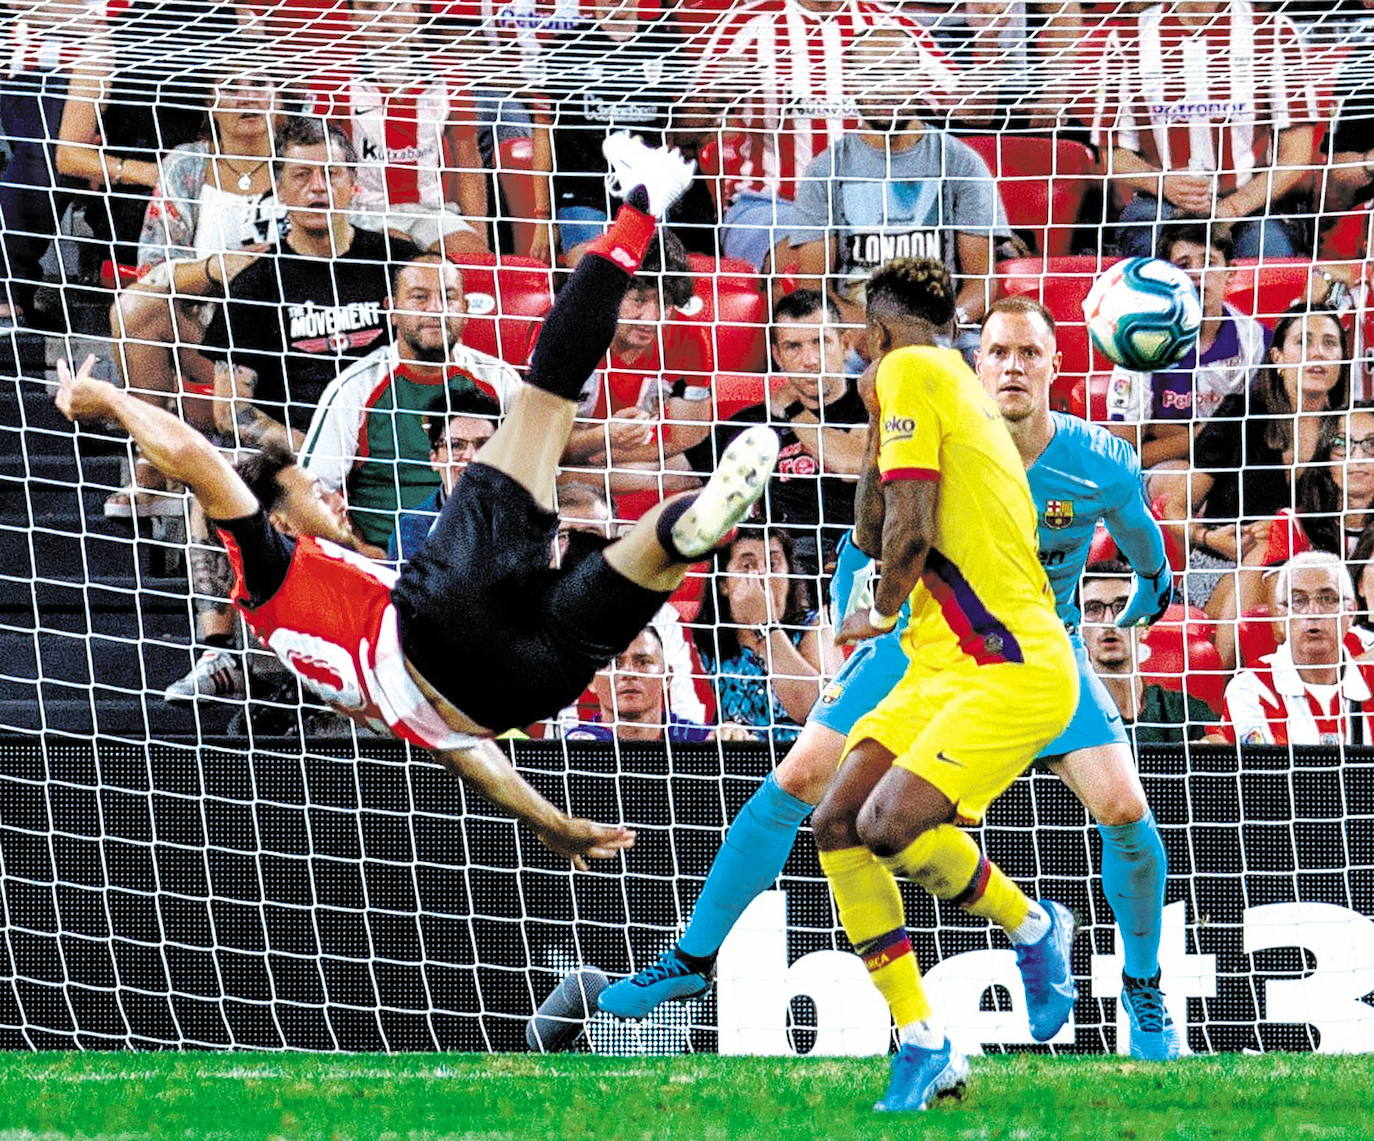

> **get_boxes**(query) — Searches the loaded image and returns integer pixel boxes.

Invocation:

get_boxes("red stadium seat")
[496,136,547,259]
[1140,623,1226,714]
[697,133,747,211]
[1224,258,1313,328]
[998,256,1122,417]
[1238,606,1279,668]
[447,253,554,367]
[1087,372,1113,423]
[1319,206,1372,262]
[958,136,1097,257]
[685,253,769,373]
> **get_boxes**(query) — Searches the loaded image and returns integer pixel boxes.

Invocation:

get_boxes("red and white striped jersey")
[692,0,959,203]
[1219,629,1374,746]
[1085,2,1320,195]
[315,72,480,212]
[221,528,483,751]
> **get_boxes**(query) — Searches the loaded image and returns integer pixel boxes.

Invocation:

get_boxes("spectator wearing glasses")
[386,396,499,564]
[1297,404,1374,557]
[1080,560,1214,746]
[1106,220,1267,469]
[300,253,521,548]
[1216,551,1374,745]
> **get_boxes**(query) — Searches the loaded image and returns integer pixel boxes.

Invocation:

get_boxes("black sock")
[676,946,716,974]
[626,185,650,213]
[653,495,698,563]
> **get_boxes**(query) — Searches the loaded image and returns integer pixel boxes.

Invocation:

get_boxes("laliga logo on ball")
[1082,257,1202,373]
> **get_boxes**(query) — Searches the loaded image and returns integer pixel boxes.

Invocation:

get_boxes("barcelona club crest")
[1043,499,1075,530]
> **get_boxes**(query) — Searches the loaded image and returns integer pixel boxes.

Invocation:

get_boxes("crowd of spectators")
[3,0,1374,747]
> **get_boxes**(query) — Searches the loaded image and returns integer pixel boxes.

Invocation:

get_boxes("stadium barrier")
[2,736,1371,1055]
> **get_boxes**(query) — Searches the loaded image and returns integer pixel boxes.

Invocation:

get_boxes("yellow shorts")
[844,647,1077,824]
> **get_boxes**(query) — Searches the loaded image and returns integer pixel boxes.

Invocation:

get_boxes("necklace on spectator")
[220,157,267,193]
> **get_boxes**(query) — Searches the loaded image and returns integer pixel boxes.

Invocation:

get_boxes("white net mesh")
[2,0,1374,1055]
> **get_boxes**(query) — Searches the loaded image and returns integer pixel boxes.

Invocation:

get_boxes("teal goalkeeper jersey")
[1027,412,1167,630]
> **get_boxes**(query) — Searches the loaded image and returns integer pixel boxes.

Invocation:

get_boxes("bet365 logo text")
[714,893,1374,1056]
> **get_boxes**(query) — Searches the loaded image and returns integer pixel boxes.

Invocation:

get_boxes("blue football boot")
[1122,970,1182,1060]
[1014,899,1078,1042]
[874,1037,970,1113]
[597,947,713,1019]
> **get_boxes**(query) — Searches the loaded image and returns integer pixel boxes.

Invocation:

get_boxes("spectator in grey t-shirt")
[787,28,1009,356]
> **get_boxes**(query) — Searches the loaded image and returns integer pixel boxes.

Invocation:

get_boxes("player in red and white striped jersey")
[313,0,497,259]
[55,136,779,869]
[681,0,963,270]
[1083,0,1321,261]
[1218,552,1374,746]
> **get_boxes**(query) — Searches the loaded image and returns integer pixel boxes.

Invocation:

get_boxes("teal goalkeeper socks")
[677,773,814,960]
[1099,811,1167,980]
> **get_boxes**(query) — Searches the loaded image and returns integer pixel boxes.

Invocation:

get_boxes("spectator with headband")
[300,253,522,548]
[1086,0,1321,261]
[1106,220,1267,470]
[1215,551,1374,745]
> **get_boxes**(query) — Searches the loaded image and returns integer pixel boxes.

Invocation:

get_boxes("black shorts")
[392,462,669,733]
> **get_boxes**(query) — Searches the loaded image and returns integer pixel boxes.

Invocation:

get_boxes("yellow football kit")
[846,344,1077,822]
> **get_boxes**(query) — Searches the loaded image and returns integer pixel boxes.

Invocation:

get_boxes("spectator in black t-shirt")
[685,289,868,576]
[199,116,422,449]
[525,4,689,265]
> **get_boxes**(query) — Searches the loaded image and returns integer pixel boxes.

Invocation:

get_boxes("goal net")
[1,0,1373,1056]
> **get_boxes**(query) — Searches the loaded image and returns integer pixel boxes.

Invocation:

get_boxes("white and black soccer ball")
[1082,257,1202,372]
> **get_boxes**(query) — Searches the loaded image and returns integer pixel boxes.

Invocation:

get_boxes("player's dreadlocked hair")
[865,257,956,329]
[235,441,297,513]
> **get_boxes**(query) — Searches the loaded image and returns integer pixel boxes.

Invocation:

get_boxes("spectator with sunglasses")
[1297,404,1374,557]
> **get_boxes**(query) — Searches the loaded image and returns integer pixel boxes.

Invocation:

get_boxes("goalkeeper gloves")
[1115,562,1173,629]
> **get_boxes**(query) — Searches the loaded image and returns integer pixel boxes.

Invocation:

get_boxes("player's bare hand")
[836,609,886,645]
[537,817,636,871]
[54,355,118,424]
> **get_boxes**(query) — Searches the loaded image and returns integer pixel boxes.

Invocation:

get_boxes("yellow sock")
[819,846,932,1026]
[883,825,1032,934]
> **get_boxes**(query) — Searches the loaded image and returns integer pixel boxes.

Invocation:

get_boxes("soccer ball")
[1082,257,1202,372]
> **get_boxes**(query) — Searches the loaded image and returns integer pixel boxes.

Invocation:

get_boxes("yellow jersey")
[874,344,1061,672]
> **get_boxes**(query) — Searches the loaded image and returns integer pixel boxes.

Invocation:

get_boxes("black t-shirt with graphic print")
[202,227,422,433]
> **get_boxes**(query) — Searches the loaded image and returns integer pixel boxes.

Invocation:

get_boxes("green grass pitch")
[5,1052,1371,1140]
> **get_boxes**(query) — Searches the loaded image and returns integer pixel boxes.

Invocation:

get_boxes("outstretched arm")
[1105,465,1172,629]
[55,355,258,521]
[431,740,635,871]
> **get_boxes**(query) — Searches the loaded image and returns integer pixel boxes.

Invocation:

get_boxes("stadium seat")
[685,254,769,373]
[958,136,1098,257]
[496,136,547,259]
[1237,606,1279,668]
[1086,372,1113,423]
[447,253,554,366]
[1319,206,1372,262]
[1224,258,1314,327]
[1140,622,1227,714]
[998,256,1121,417]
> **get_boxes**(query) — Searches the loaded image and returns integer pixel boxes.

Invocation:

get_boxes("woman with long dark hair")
[1296,402,1374,556]
[691,527,836,742]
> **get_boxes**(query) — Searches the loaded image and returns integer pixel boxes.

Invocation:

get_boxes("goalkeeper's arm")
[54,354,258,522]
